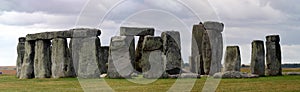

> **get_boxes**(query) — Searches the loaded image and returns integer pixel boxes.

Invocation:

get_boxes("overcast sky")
[1,0,300,66]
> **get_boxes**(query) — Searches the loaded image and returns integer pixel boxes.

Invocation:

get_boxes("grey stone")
[77,37,101,78]
[51,38,75,78]
[108,36,135,78]
[224,46,241,72]
[134,36,145,73]
[213,71,259,79]
[26,28,101,41]
[161,31,183,75]
[120,27,154,36]
[189,56,196,73]
[99,46,109,74]
[204,21,224,75]
[266,35,282,76]
[202,29,211,75]
[168,73,201,79]
[16,37,26,78]
[285,72,300,75]
[141,36,167,78]
[251,40,265,76]
[69,38,82,76]
[34,40,52,78]
[20,41,35,79]
[191,23,206,75]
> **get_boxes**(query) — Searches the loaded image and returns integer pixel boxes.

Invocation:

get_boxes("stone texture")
[250,40,265,76]
[168,73,201,79]
[99,46,109,74]
[135,36,145,73]
[69,38,82,76]
[204,21,224,75]
[191,23,206,74]
[108,36,135,78]
[266,35,282,76]
[224,46,241,72]
[202,29,211,75]
[77,37,101,78]
[213,71,259,79]
[20,41,35,79]
[161,31,182,75]
[120,27,154,36]
[26,28,101,40]
[34,40,52,78]
[16,37,26,78]
[141,36,167,78]
[51,38,75,78]
[285,72,300,75]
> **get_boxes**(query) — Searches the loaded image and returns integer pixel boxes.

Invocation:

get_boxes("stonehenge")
[16,21,284,79]
[251,40,265,76]
[266,35,282,76]
[224,46,241,72]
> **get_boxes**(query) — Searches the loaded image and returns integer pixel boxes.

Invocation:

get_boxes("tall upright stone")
[20,40,35,79]
[108,36,135,78]
[251,40,265,76]
[99,46,109,74]
[34,40,52,78]
[120,27,155,73]
[51,38,75,78]
[203,21,224,75]
[161,31,182,75]
[16,37,26,78]
[191,23,206,74]
[224,46,241,71]
[202,29,211,75]
[141,36,167,78]
[266,35,282,76]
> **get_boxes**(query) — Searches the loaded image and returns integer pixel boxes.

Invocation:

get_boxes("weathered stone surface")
[224,46,241,72]
[251,40,265,76]
[69,38,82,76]
[189,56,196,73]
[120,27,154,36]
[266,35,282,76]
[34,40,52,78]
[161,31,182,75]
[168,73,201,79]
[135,36,145,73]
[77,37,101,78]
[285,72,300,75]
[108,36,135,78]
[16,37,26,78]
[204,21,224,75]
[191,23,206,74]
[20,41,35,79]
[26,28,101,40]
[202,29,211,75]
[99,46,109,74]
[213,71,259,79]
[141,36,167,78]
[51,38,75,78]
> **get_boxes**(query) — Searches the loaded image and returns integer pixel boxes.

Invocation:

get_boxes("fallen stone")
[108,36,135,78]
[34,40,52,78]
[168,73,201,79]
[224,46,241,72]
[120,27,154,36]
[251,40,265,76]
[19,41,35,79]
[285,72,300,75]
[266,35,282,76]
[16,37,26,78]
[161,31,183,75]
[213,71,259,79]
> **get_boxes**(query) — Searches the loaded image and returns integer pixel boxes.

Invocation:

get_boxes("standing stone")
[224,46,241,71]
[202,30,212,75]
[16,37,26,78]
[77,37,101,78]
[20,40,35,79]
[204,21,224,75]
[161,31,182,75]
[34,40,52,78]
[108,36,135,78]
[266,35,282,76]
[99,46,109,74]
[120,27,155,73]
[141,36,167,78]
[51,38,75,78]
[251,40,265,76]
[70,38,82,76]
[191,23,206,74]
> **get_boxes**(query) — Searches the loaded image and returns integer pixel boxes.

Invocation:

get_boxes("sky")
[0,0,300,66]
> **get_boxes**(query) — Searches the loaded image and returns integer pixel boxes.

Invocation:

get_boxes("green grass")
[1,74,300,92]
